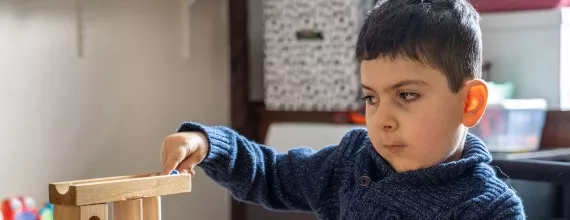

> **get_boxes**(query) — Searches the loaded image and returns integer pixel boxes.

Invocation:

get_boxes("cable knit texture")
[177,122,525,220]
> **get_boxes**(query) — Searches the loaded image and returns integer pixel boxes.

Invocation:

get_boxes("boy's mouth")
[382,144,407,153]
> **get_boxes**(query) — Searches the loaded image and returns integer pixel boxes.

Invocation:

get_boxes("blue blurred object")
[14,212,36,220]
[170,170,179,175]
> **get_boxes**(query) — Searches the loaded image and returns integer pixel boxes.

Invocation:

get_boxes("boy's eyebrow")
[361,80,429,92]
[388,80,430,91]
[361,84,375,92]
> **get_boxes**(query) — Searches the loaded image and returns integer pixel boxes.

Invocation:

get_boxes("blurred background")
[0,0,569,220]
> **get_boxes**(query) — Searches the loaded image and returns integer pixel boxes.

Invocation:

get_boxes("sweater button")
[358,176,371,186]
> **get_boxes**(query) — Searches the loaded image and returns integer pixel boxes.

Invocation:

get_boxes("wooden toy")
[1,196,39,220]
[48,172,191,220]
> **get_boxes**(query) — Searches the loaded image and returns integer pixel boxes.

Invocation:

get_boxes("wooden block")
[113,199,142,220]
[54,204,108,220]
[142,196,161,220]
[49,173,191,206]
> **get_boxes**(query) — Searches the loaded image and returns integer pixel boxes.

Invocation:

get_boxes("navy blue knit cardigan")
[178,122,525,220]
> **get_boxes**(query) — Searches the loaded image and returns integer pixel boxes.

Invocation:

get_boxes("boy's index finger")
[161,153,183,175]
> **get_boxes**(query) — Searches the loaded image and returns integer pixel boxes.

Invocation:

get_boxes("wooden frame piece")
[49,173,191,220]
[54,203,108,220]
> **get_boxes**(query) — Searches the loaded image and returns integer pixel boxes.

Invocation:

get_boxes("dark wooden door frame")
[228,0,254,220]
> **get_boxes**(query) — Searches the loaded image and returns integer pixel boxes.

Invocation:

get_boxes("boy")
[160,0,526,219]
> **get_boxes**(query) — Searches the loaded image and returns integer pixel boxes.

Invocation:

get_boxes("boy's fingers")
[161,152,185,175]
[178,152,203,176]
[161,158,176,175]
[177,154,199,175]
[177,169,196,176]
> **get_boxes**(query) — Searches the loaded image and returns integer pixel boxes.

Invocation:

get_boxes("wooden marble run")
[48,172,191,220]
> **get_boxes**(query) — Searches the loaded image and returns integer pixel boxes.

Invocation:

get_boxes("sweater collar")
[367,133,493,184]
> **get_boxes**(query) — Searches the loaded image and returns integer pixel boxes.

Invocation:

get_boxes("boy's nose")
[375,112,398,132]
[382,124,395,132]
[380,120,397,132]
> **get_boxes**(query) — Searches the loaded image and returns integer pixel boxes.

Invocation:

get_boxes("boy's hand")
[160,132,209,176]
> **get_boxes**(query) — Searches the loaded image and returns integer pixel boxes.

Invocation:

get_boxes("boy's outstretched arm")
[165,121,361,212]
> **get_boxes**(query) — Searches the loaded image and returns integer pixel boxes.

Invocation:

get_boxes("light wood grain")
[113,199,142,220]
[54,204,108,220]
[49,173,191,206]
[143,196,161,220]
[51,173,153,186]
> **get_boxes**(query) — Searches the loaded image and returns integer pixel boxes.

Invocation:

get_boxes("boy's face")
[360,58,476,172]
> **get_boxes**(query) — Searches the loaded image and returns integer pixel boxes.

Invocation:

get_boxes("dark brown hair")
[356,0,483,93]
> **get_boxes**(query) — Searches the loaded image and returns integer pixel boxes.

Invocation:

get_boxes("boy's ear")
[462,79,488,128]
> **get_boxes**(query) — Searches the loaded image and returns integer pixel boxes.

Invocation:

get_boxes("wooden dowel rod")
[113,199,142,220]
[143,196,161,220]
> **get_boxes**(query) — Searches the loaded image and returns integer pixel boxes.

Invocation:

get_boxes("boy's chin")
[391,162,431,173]
[387,156,462,173]
[378,146,464,173]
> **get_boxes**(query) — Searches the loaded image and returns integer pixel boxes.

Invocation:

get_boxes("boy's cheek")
[403,116,455,148]
[407,119,445,145]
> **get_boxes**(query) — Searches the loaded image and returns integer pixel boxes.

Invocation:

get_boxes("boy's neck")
[444,147,463,163]
[443,130,468,163]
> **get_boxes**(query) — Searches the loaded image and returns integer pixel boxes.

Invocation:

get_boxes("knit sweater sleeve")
[483,190,526,220]
[176,121,364,212]
[457,182,526,220]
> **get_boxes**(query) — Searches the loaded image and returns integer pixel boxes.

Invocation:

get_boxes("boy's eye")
[398,92,420,102]
[360,95,378,104]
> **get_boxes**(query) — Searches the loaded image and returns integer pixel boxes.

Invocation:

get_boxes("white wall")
[264,123,363,153]
[0,0,230,219]
[480,8,570,109]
